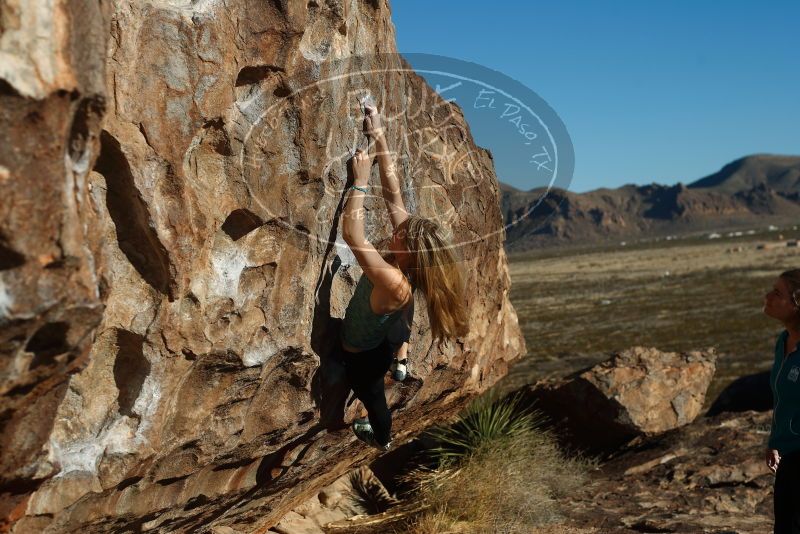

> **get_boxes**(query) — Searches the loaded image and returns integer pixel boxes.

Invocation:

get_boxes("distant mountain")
[688,154,800,193]
[500,154,800,252]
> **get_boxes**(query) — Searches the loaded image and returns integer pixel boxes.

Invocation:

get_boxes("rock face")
[0,1,525,532]
[521,346,717,454]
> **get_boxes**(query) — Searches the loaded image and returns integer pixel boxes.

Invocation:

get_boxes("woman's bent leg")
[343,339,393,446]
[352,379,391,445]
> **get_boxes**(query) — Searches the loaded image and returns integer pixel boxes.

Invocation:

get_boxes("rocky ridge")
[502,154,800,251]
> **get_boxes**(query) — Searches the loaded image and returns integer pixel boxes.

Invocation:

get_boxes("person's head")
[391,215,470,345]
[763,269,800,329]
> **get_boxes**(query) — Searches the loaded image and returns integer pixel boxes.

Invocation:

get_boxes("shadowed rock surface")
[0,1,524,531]
[706,370,773,417]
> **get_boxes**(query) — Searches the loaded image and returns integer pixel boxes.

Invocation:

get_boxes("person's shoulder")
[384,270,413,306]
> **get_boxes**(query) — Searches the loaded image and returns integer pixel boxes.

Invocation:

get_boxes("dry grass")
[402,508,462,533]
[387,428,593,533]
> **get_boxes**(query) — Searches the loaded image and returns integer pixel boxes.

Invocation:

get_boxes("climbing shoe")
[390,358,408,382]
[352,417,391,452]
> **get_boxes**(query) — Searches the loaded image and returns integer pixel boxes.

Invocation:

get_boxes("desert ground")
[494,225,800,410]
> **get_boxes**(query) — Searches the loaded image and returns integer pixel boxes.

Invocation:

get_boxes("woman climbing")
[763,268,800,533]
[335,100,470,451]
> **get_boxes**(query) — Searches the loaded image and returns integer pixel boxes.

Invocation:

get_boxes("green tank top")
[341,274,408,351]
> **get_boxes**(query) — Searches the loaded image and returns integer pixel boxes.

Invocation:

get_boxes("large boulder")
[0,0,525,531]
[520,346,717,454]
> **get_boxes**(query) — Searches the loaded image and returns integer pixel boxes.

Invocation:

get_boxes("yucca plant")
[423,389,548,467]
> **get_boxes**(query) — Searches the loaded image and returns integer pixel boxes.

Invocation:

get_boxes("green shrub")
[424,389,547,467]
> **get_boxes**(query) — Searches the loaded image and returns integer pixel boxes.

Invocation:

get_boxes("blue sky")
[390,1,800,193]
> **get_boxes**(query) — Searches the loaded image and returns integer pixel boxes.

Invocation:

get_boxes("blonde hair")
[780,269,800,310]
[399,215,470,345]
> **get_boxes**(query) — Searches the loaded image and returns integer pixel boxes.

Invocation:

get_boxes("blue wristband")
[350,185,368,193]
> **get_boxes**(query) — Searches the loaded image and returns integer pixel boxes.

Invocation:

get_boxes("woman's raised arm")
[364,103,410,230]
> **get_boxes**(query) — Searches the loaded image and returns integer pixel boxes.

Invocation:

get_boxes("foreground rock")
[561,410,775,533]
[0,0,524,531]
[520,346,717,454]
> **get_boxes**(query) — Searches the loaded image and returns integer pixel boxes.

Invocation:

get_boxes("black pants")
[775,449,800,534]
[334,334,393,446]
